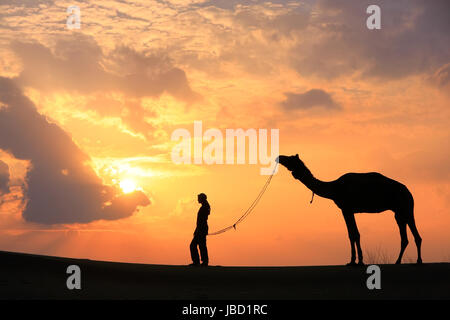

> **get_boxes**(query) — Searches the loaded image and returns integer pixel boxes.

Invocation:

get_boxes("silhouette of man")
[189,193,210,267]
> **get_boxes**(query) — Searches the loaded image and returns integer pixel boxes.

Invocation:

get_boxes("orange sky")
[0,0,449,266]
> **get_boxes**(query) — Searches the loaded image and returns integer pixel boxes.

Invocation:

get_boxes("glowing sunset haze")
[0,0,448,266]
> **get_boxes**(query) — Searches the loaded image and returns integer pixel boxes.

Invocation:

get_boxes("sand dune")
[0,250,448,300]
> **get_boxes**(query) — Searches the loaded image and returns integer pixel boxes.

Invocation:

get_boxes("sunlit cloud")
[0,77,150,224]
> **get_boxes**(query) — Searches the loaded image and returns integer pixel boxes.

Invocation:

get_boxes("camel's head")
[276,154,307,172]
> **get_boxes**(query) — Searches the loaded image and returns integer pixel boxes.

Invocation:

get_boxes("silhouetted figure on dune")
[277,154,423,266]
[189,193,210,267]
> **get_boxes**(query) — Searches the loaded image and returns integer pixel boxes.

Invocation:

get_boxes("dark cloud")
[281,89,340,111]
[0,0,56,8]
[0,160,10,195]
[194,0,315,11]
[114,9,149,23]
[430,63,450,89]
[186,1,448,82]
[291,0,450,80]
[0,77,150,224]
[234,5,311,36]
[12,34,200,102]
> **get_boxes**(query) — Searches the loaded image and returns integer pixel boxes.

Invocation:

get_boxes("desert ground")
[0,250,449,300]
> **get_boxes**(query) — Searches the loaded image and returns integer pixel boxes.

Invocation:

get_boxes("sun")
[120,179,137,194]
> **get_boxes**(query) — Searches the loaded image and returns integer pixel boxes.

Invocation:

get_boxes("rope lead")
[207,164,277,236]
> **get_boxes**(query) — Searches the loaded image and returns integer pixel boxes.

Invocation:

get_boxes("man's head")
[197,193,207,204]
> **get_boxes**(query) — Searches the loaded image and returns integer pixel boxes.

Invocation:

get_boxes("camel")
[277,154,422,266]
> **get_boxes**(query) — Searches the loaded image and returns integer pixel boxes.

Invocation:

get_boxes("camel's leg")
[350,214,363,265]
[343,213,363,265]
[343,213,355,265]
[394,213,408,264]
[407,218,422,264]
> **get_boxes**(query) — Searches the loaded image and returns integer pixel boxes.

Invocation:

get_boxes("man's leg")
[190,235,200,265]
[198,234,208,265]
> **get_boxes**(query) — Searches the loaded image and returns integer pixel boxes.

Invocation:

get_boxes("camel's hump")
[336,172,408,190]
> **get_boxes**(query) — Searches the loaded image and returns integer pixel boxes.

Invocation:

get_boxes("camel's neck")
[293,168,335,200]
